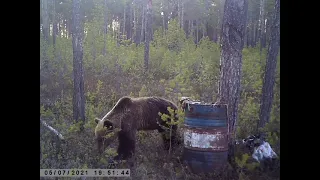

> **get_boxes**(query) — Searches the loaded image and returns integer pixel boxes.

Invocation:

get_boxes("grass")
[40,121,279,180]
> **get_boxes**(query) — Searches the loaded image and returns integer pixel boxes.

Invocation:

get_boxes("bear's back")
[129,97,177,130]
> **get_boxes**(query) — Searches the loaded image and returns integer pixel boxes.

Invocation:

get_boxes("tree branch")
[40,119,65,142]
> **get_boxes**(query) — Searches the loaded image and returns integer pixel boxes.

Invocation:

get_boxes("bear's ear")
[103,120,114,130]
[95,118,102,124]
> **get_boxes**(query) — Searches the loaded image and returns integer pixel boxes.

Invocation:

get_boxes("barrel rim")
[182,124,229,130]
[183,147,229,152]
[184,102,228,106]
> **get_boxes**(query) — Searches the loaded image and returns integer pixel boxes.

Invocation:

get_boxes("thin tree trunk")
[150,4,153,41]
[42,0,49,42]
[140,4,145,43]
[58,21,61,38]
[262,18,267,48]
[246,24,250,47]
[133,1,137,43]
[72,0,85,123]
[218,0,248,161]
[103,0,107,56]
[258,0,280,129]
[188,20,191,38]
[202,22,205,39]
[178,0,181,28]
[144,4,147,40]
[196,20,199,44]
[265,18,270,47]
[181,0,184,29]
[123,4,126,39]
[217,0,225,44]
[251,22,256,47]
[52,0,56,46]
[246,9,251,47]
[92,34,96,61]
[68,20,72,38]
[213,28,218,43]
[259,0,265,53]
[162,4,165,34]
[144,0,152,72]
[255,21,259,46]
[126,1,132,40]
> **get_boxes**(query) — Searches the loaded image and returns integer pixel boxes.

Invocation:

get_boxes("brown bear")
[94,96,179,160]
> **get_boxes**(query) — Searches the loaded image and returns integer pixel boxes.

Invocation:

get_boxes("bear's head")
[94,97,132,154]
[94,118,115,154]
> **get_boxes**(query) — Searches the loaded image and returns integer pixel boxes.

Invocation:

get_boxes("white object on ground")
[252,141,277,162]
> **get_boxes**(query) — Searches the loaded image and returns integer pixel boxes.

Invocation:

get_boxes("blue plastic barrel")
[182,101,229,173]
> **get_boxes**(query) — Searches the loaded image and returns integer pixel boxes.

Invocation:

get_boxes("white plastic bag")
[252,141,277,162]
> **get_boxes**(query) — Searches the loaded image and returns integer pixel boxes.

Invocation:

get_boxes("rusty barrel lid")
[183,101,228,128]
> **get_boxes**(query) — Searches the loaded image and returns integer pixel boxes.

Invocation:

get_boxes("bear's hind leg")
[116,130,136,160]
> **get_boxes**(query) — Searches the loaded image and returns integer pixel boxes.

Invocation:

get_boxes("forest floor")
[40,125,280,180]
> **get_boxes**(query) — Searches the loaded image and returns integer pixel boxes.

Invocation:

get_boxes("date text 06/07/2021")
[40,169,131,177]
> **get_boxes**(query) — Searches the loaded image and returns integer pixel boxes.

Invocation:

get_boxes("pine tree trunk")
[246,24,250,47]
[72,0,85,123]
[255,21,259,46]
[196,20,199,44]
[178,0,181,28]
[64,19,67,38]
[162,6,165,34]
[202,21,205,39]
[133,1,137,43]
[181,0,184,29]
[144,0,152,72]
[103,0,107,56]
[92,34,96,61]
[213,28,218,43]
[262,18,267,48]
[259,0,265,53]
[188,20,192,38]
[140,4,145,43]
[68,20,72,38]
[52,0,56,46]
[218,0,248,161]
[42,0,49,42]
[258,0,280,129]
[126,2,132,40]
[123,5,126,39]
[251,21,255,47]
[58,21,61,38]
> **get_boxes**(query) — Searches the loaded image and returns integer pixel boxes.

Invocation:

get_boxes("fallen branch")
[40,119,65,142]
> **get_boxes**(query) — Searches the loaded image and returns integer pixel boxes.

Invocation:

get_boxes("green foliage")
[68,121,83,133]
[235,153,250,169]
[235,153,260,180]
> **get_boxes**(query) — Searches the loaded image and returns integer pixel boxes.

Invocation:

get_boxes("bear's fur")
[94,96,179,160]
